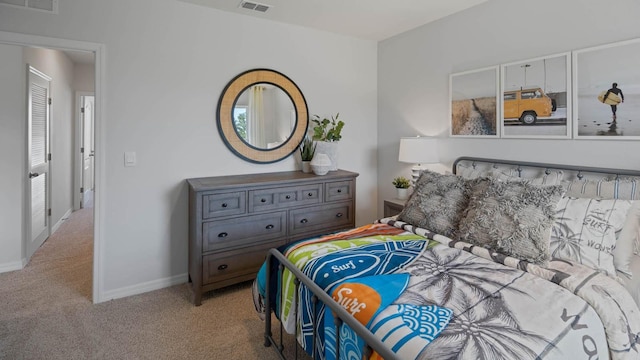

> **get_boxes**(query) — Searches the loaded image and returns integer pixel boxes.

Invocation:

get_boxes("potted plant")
[392,176,411,200]
[311,113,344,171]
[299,136,316,173]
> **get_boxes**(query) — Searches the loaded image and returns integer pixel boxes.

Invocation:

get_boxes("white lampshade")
[398,137,439,164]
[398,137,439,185]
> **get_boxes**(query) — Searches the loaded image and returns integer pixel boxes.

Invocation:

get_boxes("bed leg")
[264,253,272,347]
[311,295,318,359]
[334,314,343,360]
[294,278,300,360]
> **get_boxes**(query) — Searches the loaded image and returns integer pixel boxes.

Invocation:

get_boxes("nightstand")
[383,198,406,217]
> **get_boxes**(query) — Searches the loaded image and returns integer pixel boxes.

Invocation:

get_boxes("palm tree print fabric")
[379,217,640,360]
[550,197,634,277]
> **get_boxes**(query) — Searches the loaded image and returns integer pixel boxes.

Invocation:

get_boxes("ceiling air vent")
[238,0,270,13]
[0,0,58,13]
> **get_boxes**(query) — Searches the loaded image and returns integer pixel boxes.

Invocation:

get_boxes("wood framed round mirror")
[217,69,308,163]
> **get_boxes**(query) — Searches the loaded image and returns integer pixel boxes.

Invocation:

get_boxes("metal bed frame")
[262,156,640,360]
[453,156,640,179]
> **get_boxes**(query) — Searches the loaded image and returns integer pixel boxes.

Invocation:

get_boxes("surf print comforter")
[254,221,640,360]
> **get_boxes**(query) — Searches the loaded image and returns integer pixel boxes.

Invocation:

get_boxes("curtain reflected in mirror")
[217,68,308,164]
[233,83,295,149]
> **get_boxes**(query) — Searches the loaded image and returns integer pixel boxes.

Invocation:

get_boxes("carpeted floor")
[0,202,308,360]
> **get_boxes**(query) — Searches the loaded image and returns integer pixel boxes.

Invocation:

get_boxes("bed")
[253,157,640,360]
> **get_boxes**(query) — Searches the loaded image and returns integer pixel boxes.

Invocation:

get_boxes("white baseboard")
[99,273,188,303]
[51,208,73,234]
[0,261,24,274]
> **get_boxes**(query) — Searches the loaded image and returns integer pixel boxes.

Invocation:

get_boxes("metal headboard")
[452,156,640,180]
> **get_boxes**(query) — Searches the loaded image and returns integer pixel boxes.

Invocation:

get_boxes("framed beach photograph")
[450,66,499,138]
[573,38,640,139]
[500,52,571,139]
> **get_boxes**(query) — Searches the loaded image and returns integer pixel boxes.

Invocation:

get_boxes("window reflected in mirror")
[233,84,295,149]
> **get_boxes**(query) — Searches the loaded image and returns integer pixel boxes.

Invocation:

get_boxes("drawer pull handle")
[336,213,343,218]
[285,195,291,199]
[261,198,266,203]
[218,264,228,271]
[307,192,313,197]
[218,232,228,238]
[266,224,274,230]
[221,203,228,208]
[300,218,308,224]
[337,189,342,193]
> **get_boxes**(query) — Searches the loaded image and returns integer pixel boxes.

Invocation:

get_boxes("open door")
[26,65,52,262]
[80,95,94,208]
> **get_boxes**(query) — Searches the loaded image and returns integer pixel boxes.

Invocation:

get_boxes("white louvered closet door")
[27,66,51,261]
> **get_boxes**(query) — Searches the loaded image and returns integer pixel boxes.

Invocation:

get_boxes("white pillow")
[619,254,640,307]
[456,164,492,179]
[490,169,565,186]
[550,197,634,277]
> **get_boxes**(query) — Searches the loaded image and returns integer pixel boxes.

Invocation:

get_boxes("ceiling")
[179,0,488,41]
[60,0,487,64]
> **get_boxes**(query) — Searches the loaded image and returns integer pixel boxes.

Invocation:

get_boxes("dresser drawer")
[249,184,322,212]
[202,191,246,219]
[289,202,353,236]
[202,240,285,285]
[202,211,286,252]
[325,180,354,202]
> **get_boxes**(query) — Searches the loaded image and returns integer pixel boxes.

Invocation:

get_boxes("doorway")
[0,30,104,303]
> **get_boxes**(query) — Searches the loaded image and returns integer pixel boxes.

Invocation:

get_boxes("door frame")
[74,91,94,210]
[0,30,106,304]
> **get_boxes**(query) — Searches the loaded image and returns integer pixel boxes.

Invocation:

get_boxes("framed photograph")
[573,38,640,139]
[450,66,499,138]
[500,52,571,139]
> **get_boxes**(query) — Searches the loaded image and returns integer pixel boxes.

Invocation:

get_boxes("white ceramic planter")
[301,161,312,173]
[314,141,338,171]
[396,188,409,200]
[310,153,332,175]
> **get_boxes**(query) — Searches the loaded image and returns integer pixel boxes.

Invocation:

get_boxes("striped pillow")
[565,178,639,200]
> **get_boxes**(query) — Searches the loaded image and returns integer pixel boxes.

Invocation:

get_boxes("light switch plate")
[124,151,136,167]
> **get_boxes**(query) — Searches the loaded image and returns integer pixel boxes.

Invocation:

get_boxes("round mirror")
[217,69,308,163]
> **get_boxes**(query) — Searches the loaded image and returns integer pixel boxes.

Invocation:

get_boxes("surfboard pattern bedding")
[254,221,640,360]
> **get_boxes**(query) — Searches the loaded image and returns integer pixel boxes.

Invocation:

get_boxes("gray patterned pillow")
[397,171,476,237]
[457,178,565,265]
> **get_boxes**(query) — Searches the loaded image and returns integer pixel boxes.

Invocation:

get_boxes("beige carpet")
[0,204,309,360]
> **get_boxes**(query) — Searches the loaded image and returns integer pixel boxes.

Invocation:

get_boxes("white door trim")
[0,30,106,304]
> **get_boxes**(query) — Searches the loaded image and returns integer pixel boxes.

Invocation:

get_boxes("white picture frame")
[449,66,500,138]
[500,52,572,139]
[573,38,640,140]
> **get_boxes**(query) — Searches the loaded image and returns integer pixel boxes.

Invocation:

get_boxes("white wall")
[0,0,378,301]
[73,63,95,93]
[0,44,25,272]
[378,0,640,216]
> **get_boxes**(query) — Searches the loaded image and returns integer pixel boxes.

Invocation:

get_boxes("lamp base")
[410,165,427,186]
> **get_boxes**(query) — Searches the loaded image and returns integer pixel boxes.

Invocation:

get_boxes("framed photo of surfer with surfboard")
[500,52,572,139]
[449,66,500,138]
[573,37,640,139]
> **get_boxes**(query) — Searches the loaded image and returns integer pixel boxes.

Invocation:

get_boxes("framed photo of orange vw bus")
[500,52,572,139]
[573,38,640,139]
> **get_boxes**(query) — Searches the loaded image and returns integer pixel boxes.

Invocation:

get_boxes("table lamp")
[398,136,439,185]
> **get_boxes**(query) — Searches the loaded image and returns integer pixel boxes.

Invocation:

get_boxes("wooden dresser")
[187,170,358,305]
